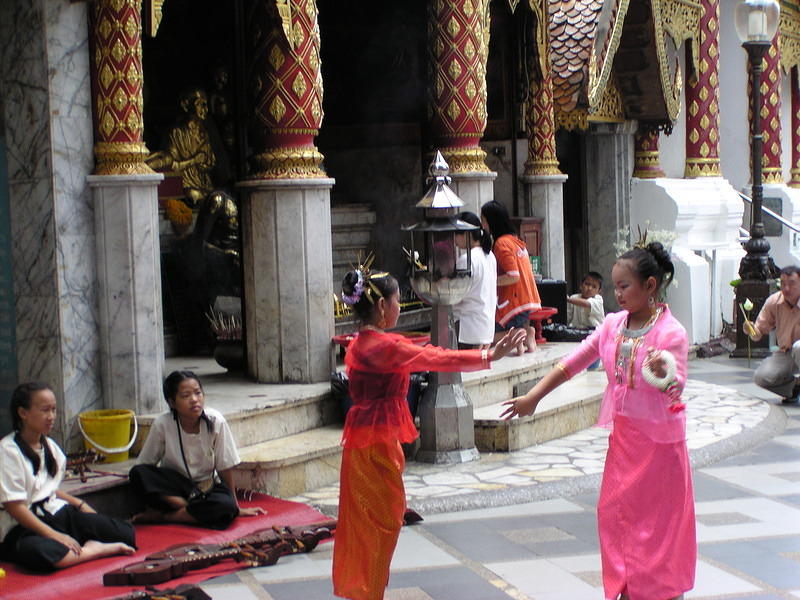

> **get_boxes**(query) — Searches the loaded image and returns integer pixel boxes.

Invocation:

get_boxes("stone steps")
[233,426,343,498]
[331,205,376,290]
[133,379,339,453]
[473,370,605,452]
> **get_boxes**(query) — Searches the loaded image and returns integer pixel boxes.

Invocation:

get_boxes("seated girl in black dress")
[129,370,264,529]
[0,382,136,571]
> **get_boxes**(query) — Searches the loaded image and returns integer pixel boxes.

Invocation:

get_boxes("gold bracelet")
[555,362,571,379]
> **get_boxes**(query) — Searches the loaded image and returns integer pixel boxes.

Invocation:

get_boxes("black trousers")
[129,464,239,530]
[0,504,135,571]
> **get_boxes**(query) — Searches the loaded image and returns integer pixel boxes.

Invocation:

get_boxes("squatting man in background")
[744,265,800,404]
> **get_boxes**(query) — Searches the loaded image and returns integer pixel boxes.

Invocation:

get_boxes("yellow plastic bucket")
[77,409,137,463]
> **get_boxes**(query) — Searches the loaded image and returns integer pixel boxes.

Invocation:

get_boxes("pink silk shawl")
[561,305,689,443]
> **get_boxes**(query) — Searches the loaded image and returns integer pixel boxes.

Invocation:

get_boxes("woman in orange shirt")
[481,200,541,354]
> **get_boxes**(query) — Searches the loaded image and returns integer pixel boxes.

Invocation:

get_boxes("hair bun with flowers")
[340,253,389,306]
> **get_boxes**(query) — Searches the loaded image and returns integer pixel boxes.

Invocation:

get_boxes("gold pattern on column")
[248,0,325,179]
[91,0,153,175]
[790,67,800,187]
[684,0,721,178]
[524,0,561,177]
[633,127,666,179]
[751,37,784,184]
[428,0,491,173]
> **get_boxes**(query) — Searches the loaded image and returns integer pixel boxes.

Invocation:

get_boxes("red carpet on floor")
[0,492,332,600]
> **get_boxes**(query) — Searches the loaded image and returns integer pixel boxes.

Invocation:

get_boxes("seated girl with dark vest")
[129,370,265,529]
[0,382,136,571]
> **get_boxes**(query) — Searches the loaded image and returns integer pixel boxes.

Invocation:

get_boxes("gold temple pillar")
[90,0,153,175]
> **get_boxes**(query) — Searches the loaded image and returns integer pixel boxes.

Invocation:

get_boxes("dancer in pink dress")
[502,242,696,600]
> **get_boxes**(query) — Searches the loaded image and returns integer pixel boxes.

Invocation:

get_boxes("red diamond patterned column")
[247,0,325,179]
[633,127,665,179]
[428,0,491,174]
[90,0,153,175]
[684,0,721,178]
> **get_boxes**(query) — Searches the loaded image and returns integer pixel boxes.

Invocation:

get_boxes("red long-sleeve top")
[342,329,488,448]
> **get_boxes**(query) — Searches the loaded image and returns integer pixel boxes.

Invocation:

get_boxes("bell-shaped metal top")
[416,151,465,209]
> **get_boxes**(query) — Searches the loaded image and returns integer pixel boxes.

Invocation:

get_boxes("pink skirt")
[598,416,696,600]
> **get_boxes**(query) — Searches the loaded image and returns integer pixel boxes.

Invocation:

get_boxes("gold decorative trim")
[684,157,722,178]
[590,76,625,122]
[588,0,630,108]
[439,146,491,174]
[523,159,562,176]
[276,0,297,51]
[789,167,800,187]
[633,155,666,179]
[780,3,800,72]
[271,127,321,135]
[528,0,548,77]
[661,0,702,78]
[556,108,589,131]
[651,0,684,120]
[763,167,785,184]
[250,146,326,179]
[93,141,154,175]
[144,0,164,37]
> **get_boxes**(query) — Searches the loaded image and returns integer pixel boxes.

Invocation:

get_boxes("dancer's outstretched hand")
[500,395,537,420]
[491,328,527,361]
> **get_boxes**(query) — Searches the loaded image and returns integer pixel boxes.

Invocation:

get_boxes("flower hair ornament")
[633,225,649,249]
[340,253,389,306]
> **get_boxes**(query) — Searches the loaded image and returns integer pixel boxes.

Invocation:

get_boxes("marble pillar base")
[88,174,164,415]
[239,178,335,384]
[520,174,568,280]
[449,171,497,216]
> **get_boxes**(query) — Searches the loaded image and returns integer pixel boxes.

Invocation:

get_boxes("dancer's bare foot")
[131,507,165,524]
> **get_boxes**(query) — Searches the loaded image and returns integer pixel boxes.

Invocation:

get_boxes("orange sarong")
[332,441,406,600]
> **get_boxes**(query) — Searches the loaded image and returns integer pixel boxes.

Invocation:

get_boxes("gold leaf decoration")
[292,73,307,98]
[270,96,287,122]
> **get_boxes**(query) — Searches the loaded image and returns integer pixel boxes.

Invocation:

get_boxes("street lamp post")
[732,0,781,358]
[405,151,481,464]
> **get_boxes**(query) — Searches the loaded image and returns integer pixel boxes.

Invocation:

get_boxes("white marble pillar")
[1,0,105,445]
[520,174,568,279]
[449,172,497,216]
[239,179,335,383]
[88,174,164,414]
[584,123,635,310]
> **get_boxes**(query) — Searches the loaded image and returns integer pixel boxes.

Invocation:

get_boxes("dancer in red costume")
[332,261,525,600]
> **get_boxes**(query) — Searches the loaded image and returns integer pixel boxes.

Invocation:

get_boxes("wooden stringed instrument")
[103,520,336,586]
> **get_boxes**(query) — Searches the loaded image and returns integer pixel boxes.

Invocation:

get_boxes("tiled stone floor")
[196,356,800,599]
